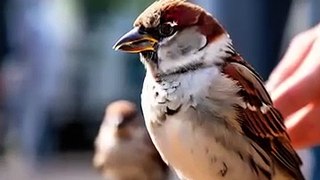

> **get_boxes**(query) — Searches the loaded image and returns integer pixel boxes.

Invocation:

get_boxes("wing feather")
[222,54,304,180]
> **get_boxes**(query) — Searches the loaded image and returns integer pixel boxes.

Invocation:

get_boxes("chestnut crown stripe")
[134,0,225,42]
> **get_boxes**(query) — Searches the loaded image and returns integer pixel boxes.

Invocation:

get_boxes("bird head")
[102,100,139,138]
[113,0,230,79]
[94,101,139,157]
[93,101,140,170]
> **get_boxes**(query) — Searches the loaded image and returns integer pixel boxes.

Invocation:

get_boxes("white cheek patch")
[95,115,123,150]
[157,27,230,75]
[157,27,209,73]
[106,115,123,128]
[95,125,115,150]
[159,27,207,58]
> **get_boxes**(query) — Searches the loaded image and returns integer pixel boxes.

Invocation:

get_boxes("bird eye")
[158,23,176,37]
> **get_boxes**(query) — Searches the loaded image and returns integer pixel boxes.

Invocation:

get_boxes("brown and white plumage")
[223,54,303,179]
[113,1,304,179]
[93,100,168,180]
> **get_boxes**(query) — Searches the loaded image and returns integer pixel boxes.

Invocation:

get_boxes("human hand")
[266,24,320,149]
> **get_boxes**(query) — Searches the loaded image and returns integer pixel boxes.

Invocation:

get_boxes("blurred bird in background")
[93,100,174,180]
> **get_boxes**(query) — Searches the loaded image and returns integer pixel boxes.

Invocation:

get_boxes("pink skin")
[266,24,320,149]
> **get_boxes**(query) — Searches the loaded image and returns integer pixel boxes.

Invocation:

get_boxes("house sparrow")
[93,100,169,180]
[113,0,304,180]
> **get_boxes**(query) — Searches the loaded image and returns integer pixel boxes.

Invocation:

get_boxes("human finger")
[285,104,320,149]
[267,25,320,91]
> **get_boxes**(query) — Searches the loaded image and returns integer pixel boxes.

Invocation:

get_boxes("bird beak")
[113,27,158,53]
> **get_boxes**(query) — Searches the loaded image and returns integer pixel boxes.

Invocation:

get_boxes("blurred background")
[0,0,319,179]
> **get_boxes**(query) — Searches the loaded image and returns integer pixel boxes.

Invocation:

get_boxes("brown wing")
[222,53,304,180]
